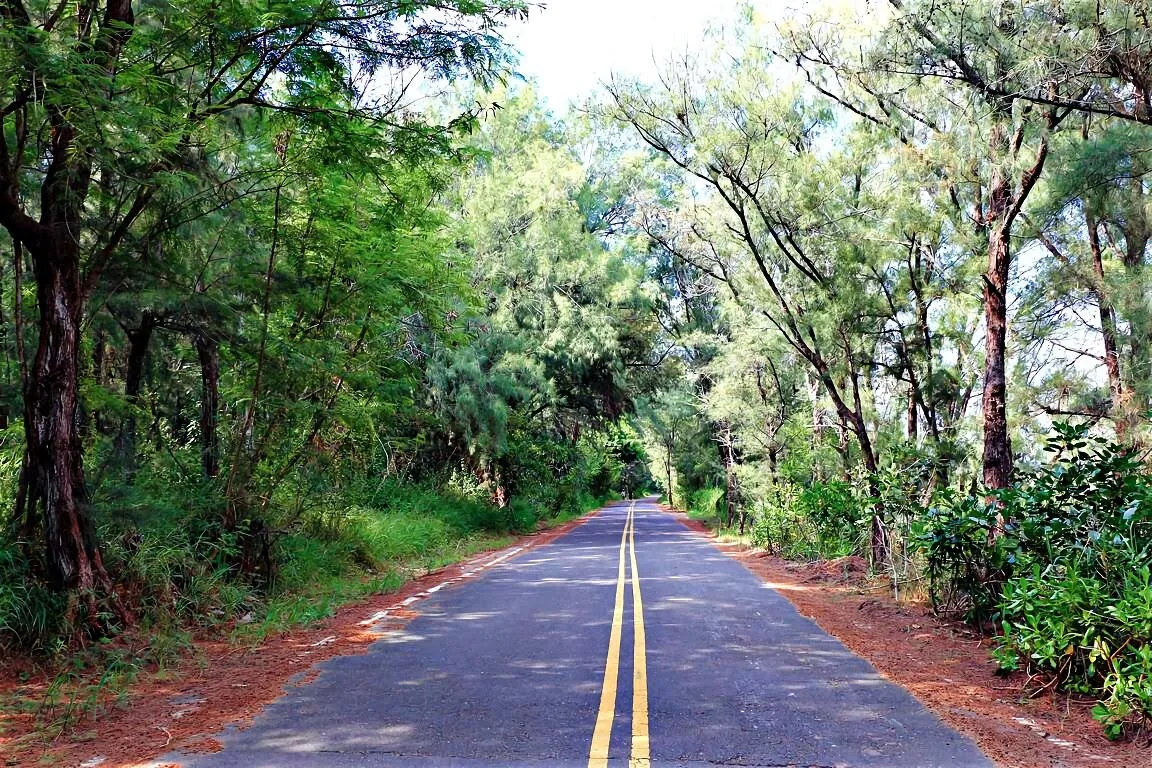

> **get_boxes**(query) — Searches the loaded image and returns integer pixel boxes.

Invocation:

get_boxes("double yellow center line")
[588,501,649,768]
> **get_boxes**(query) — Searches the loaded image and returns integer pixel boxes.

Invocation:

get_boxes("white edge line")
[357,545,529,627]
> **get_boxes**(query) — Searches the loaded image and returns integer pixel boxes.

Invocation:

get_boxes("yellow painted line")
[588,504,632,768]
[629,501,650,767]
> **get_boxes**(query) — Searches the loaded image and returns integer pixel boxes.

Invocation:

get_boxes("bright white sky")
[505,0,754,109]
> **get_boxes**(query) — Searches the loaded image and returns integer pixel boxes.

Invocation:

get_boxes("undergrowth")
[918,424,1152,741]
[0,474,608,743]
[681,424,1152,741]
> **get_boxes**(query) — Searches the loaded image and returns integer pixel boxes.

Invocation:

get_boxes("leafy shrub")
[997,555,1152,739]
[915,491,1008,622]
[506,498,543,532]
[998,423,1151,568]
[750,480,863,559]
[920,423,1152,739]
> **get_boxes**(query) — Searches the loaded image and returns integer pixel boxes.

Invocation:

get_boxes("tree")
[0,0,523,610]
[1028,117,1152,439]
[635,385,696,509]
[606,50,900,561]
[424,87,655,504]
[782,0,1077,490]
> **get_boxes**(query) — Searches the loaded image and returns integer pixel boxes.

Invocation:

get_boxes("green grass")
[237,486,606,643]
[239,527,518,644]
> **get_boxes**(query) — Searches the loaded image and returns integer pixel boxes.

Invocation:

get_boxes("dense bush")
[915,492,1007,621]
[995,425,1152,738]
[919,424,1152,738]
[998,557,1152,738]
[1,469,610,659]
[749,480,864,559]
[685,486,727,525]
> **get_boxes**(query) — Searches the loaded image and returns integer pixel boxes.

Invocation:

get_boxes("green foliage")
[6,0,1152,747]
[916,424,1152,737]
[686,486,726,525]
[749,480,864,560]
[0,80,648,697]
[0,542,66,655]
[915,492,1007,621]
[991,425,1152,738]
[600,4,1152,741]
[996,560,1152,738]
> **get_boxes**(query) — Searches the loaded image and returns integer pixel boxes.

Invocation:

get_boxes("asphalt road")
[168,499,993,768]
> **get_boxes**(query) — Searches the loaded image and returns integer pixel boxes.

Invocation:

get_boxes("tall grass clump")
[685,486,727,526]
[0,540,66,655]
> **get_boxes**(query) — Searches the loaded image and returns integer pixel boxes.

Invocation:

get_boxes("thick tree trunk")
[26,241,111,594]
[981,116,1048,493]
[195,332,221,478]
[0,0,137,623]
[981,222,1013,491]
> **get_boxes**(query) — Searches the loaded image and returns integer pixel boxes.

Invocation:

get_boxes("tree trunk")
[809,363,887,566]
[1118,96,1151,428]
[0,0,137,624]
[195,332,221,478]
[1086,216,1127,436]
[90,328,114,436]
[981,116,1048,493]
[26,239,112,595]
[1121,218,1150,429]
[834,420,852,480]
[980,112,1016,496]
[719,420,737,528]
[867,474,888,569]
[907,384,918,441]
[115,312,156,478]
[981,221,1013,491]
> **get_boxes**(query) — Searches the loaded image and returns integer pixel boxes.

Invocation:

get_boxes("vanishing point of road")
[169,499,993,768]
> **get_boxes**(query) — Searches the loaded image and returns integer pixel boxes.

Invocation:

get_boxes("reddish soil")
[0,511,599,768]
[672,512,1152,768]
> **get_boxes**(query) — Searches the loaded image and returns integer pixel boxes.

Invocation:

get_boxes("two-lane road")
[170,500,992,767]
